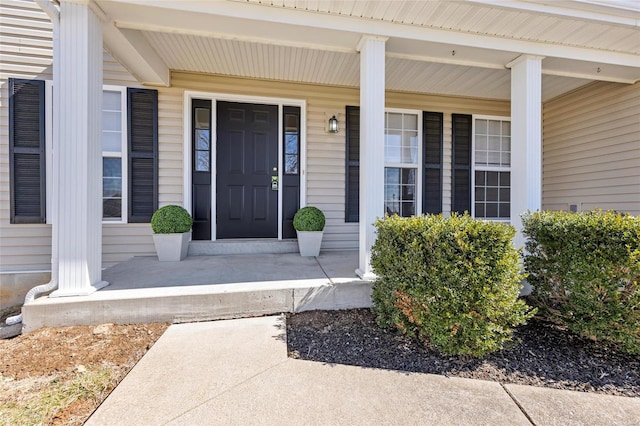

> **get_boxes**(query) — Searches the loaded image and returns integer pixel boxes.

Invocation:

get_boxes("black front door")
[216,101,279,238]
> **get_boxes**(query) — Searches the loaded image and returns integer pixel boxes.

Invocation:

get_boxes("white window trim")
[384,107,423,217]
[182,91,307,241]
[102,85,128,224]
[471,114,511,222]
[45,81,53,225]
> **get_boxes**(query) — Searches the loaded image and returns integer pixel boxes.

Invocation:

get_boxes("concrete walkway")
[86,316,640,426]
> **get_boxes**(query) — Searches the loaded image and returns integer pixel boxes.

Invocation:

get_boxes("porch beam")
[508,54,543,250]
[356,35,387,280]
[51,0,108,297]
[102,26,170,87]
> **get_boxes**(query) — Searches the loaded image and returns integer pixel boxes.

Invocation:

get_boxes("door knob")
[273,167,278,172]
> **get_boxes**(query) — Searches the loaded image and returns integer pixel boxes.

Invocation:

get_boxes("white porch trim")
[508,55,543,249]
[51,0,108,297]
[356,35,387,280]
[182,91,307,241]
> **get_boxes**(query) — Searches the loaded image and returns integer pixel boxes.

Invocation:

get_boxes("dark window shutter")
[127,88,158,223]
[345,106,360,222]
[452,114,472,214]
[423,111,443,215]
[9,78,46,224]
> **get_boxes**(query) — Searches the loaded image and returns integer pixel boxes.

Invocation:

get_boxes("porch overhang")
[94,0,639,97]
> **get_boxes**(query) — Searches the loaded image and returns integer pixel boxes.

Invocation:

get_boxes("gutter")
[6,0,61,327]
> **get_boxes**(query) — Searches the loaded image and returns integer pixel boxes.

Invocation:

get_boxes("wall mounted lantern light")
[328,115,339,133]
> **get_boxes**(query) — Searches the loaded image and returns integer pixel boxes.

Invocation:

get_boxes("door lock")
[271,175,279,190]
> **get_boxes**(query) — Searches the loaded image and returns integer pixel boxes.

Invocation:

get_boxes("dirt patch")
[0,322,168,425]
[287,309,640,397]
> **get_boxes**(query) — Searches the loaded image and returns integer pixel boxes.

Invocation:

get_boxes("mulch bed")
[286,309,640,397]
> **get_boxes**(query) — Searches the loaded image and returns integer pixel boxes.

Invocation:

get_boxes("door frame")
[183,91,307,240]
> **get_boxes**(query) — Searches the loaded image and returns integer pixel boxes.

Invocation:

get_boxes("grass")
[0,365,118,426]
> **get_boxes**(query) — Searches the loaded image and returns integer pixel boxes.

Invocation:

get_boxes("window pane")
[476,135,487,150]
[103,199,122,219]
[285,114,298,132]
[385,131,402,163]
[103,158,122,178]
[196,129,210,150]
[486,203,498,217]
[487,151,501,165]
[489,120,501,135]
[103,178,122,198]
[500,171,510,186]
[487,171,499,186]
[502,121,511,136]
[195,108,210,129]
[385,201,400,216]
[401,202,415,217]
[476,119,488,134]
[387,112,403,129]
[385,167,400,185]
[102,111,121,132]
[196,150,209,172]
[500,188,510,202]
[403,114,418,130]
[103,158,122,220]
[285,134,298,155]
[402,131,418,163]
[103,91,121,111]
[502,137,510,152]
[499,203,510,218]
[475,187,485,201]
[488,136,501,151]
[285,154,298,174]
[402,168,416,185]
[102,131,122,152]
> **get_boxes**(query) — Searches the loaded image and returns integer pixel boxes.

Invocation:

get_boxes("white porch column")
[508,55,543,249]
[356,36,387,279]
[51,0,107,296]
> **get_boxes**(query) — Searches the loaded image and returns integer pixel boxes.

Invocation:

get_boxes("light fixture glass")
[328,115,339,133]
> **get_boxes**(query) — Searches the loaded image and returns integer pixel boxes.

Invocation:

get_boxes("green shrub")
[150,205,193,234]
[371,214,534,357]
[523,210,640,354]
[293,206,325,232]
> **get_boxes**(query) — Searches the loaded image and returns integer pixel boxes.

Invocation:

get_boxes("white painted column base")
[356,35,387,279]
[50,281,109,298]
[355,268,377,281]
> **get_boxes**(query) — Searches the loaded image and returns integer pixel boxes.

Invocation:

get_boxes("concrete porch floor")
[22,251,372,333]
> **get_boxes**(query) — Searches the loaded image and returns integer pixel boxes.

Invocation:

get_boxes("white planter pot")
[153,231,191,261]
[296,230,323,257]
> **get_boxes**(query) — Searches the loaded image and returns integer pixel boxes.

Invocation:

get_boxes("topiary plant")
[293,206,325,232]
[151,205,193,234]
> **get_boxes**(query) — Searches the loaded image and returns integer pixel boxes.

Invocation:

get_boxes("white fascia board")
[102,23,170,86]
[105,0,639,68]
[468,0,640,27]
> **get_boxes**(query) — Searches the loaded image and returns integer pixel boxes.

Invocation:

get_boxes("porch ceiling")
[96,0,639,100]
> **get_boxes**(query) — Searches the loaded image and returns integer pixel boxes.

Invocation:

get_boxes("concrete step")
[21,280,372,333]
[20,251,371,333]
[188,240,298,256]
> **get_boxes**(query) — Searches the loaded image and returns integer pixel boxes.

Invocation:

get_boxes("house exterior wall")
[542,81,640,215]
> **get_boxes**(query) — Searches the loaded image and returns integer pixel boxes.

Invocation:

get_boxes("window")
[102,87,126,220]
[8,80,157,224]
[345,107,442,222]
[473,117,511,220]
[284,113,299,175]
[384,111,420,217]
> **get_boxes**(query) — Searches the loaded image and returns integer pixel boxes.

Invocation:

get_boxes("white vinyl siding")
[543,81,640,215]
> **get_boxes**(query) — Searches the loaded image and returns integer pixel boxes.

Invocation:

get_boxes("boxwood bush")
[371,214,534,357]
[522,210,640,354]
[151,205,193,234]
[293,206,325,232]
